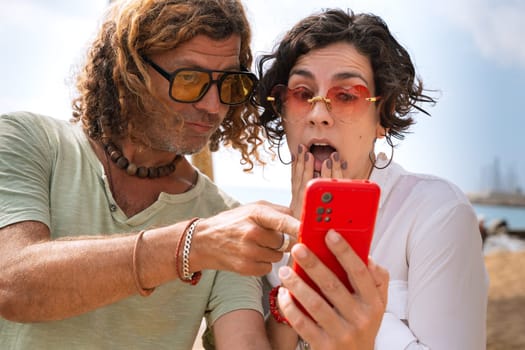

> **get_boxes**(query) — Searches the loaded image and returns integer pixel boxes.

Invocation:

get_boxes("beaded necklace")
[103,141,182,179]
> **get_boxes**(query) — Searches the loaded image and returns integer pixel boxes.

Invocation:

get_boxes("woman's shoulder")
[387,162,470,208]
[406,172,469,207]
[383,163,480,250]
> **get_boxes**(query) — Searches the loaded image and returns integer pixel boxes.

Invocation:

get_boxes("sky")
[1,0,523,205]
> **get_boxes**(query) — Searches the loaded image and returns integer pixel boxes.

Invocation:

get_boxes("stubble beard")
[140,107,221,155]
[149,132,209,155]
[146,124,215,156]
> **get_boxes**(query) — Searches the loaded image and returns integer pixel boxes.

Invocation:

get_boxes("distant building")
[471,157,525,207]
[480,157,523,195]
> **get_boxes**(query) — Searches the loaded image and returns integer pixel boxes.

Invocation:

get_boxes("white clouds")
[243,0,389,55]
[437,0,525,68]
[0,0,107,116]
[243,0,525,69]
[1,0,106,23]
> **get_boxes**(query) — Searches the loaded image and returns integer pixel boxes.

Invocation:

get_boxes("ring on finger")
[276,233,291,252]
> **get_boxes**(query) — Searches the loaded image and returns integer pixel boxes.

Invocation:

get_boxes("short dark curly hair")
[256,8,436,146]
[72,0,264,170]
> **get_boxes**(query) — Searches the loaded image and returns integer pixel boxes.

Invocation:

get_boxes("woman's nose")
[307,98,335,126]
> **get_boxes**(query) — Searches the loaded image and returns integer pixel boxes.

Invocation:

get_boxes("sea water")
[473,204,525,230]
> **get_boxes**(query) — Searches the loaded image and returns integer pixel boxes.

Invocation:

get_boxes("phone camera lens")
[321,192,332,203]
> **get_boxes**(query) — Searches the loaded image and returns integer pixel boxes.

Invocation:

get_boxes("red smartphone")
[292,178,380,313]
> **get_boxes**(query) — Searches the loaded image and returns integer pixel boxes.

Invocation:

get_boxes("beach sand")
[485,250,525,350]
[193,250,525,349]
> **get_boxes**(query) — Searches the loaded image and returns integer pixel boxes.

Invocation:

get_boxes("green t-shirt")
[0,112,262,349]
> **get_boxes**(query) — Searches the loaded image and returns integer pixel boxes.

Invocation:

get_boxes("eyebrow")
[158,57,241,73]
[289,68,369,85]
[179,61,241,71]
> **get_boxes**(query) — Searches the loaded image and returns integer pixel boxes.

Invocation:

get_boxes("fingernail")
[298,145,303,154]
[333,152,340,161]
[279,266,292,280]
[291,154,296,162]
[305,153,309,161]
[326,159,332,169]
[294,244,308,259]
[341,161,348,170]
[327,229,341,243]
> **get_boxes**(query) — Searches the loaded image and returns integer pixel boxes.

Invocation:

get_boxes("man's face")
[143,34,242,154]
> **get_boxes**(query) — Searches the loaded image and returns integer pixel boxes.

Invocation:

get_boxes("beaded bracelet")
[175,218,202,285]
[269,286,290,325]
[132,230,155,297]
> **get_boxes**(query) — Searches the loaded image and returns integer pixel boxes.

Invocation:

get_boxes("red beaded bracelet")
[269,286,290,325]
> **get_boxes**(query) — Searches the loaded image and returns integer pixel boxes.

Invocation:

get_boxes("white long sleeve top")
[268,155,489,349]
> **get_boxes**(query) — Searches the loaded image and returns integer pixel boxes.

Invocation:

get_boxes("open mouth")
[309,144,337,172]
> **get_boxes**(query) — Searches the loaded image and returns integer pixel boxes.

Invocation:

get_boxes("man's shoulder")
[2,110,59,122]
[1,111,72,133]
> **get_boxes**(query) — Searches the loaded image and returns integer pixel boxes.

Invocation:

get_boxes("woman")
[257,9,488,350]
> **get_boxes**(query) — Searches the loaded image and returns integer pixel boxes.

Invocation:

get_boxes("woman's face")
[283,42,384,179]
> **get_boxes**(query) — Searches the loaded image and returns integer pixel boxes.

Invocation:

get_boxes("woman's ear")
[374,103,387,139]
[375,124,388,139]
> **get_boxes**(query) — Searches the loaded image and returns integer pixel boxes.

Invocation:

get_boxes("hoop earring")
[277,133,292,165]
[370,133,394,170]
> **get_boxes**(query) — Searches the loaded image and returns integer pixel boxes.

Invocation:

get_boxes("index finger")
[249,202,300,241]
[250,200,293,215]
[325,230,380,303]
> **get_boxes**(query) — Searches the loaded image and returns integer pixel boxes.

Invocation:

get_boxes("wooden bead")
[158,166,169,177]
[137,167,149,178]
[116,156,129,169]
[109,150,121,162]
[148,167,159,178]
[103,141,181,179]
[126,163,138,176]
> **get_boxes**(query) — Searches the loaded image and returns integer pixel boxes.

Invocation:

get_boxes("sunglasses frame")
[267,84,381,121]
[143,56,258,106]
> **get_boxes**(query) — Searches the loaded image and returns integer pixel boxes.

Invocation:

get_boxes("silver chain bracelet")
[182,219,199,280]
[299,338,310,349]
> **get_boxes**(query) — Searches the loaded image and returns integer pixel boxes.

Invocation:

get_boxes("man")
[0,1,298,349]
